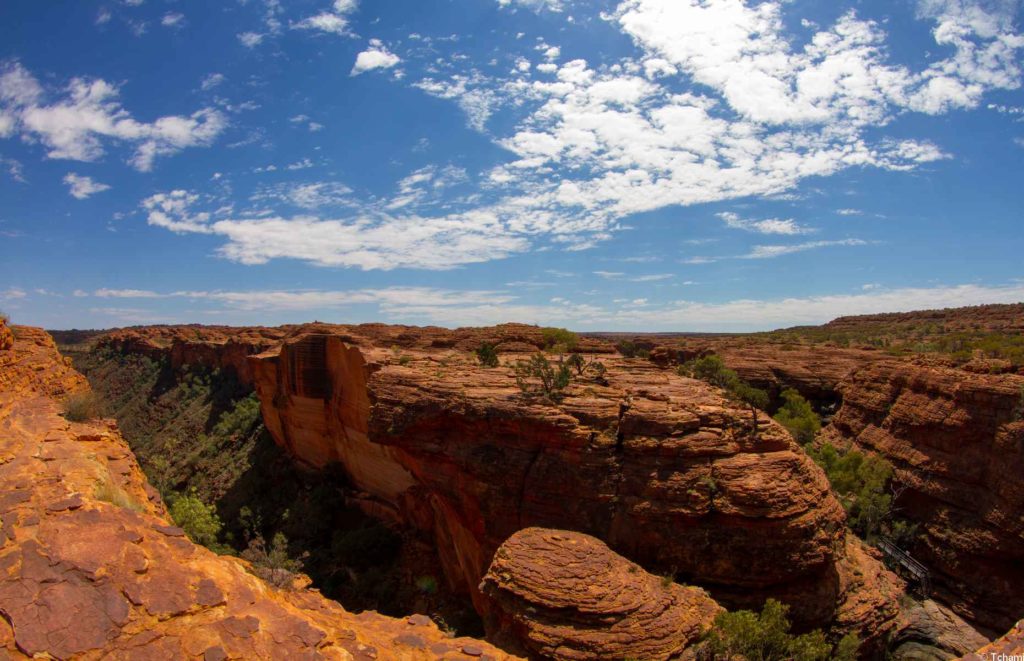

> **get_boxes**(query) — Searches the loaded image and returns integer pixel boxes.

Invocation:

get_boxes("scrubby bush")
[62,391,105,422]
[616,340,642,358]
[773,388,821,444]
[705,598,851,661]
[804,442,910,542]
[540,327,578,353]
[476,343,500,368]
[242,532,305,588]
[212,393,262,440]
[514,353,571,401]
[170,489,225,551]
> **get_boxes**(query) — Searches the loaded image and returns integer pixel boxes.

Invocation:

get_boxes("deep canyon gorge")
[2,307,1023,659]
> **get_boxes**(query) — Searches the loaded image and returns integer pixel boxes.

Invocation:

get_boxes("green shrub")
[170,489,225,550]
[514,353,572,401]
[805,442,902,541]
[616,340,642,358]
[62,391,105,422]
[773,388,821,444]
[476,343,500,368]
[705,599,842,661]
[212,393,262,440]
[540,327,578,353]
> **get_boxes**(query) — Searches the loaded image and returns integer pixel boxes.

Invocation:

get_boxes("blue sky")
[1,0,1022,331]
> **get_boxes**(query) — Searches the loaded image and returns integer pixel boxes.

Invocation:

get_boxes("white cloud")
[140,1,1024,273]
[1,287,27,300]
[351,40,401,76]
[717,211,813,235]
[201,73,225,91]
[63,173,111,199]
[161,13,185,28]
[293,0,359,36]
[497,0,565,11]
[0,62,226,171]
[742,239,867,259]
[238,32,264,48]
[836,208,863,216]
[91,281,1024,332]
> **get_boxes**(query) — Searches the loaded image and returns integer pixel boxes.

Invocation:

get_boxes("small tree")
[242,532,305,588]
[476,343,500,368]
[515,353,571,401]
[540,327,578,353]
[680,355,767,431]
[773,388,821,444]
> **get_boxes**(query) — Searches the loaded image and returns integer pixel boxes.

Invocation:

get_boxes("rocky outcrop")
[478,527,722,660]
[0,317,12,352]
[822,361,1024,631]
[0,328,517,660]
[892,599,989,660]
[248,330,901,638]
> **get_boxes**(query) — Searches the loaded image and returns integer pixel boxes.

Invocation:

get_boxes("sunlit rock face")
[0,327,518,661]
[248,328,899,641]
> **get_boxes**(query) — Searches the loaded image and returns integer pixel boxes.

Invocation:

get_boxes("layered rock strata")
[822,361,1024,631]
[0,327,516,661]
[248,330,899,640]
[479,527,722,660]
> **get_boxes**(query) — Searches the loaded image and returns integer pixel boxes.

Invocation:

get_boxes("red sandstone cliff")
[246,330,902,646]
[821,360,1024,632]
[0,328,517,660]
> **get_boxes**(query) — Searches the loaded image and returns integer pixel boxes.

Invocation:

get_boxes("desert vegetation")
[476,342,500,368]
[62,390,106,422]
[705,599,859,661]
[772,388,821,444]
[804,442,917,547]
[679,354,769,428]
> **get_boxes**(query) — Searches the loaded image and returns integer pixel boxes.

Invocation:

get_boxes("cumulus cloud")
[161,12,185,28]
[140,0,1024,272]
[63,173,111,199]
[351,40,401,76]
[293,0,359,36]
[0,62,226,171]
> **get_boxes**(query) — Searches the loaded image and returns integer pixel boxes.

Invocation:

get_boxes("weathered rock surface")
[478,527,722,660]
[892,599,989,660]
[246,329,901,640]
[821,361,1024,631]
[0,328,517,660]
[961,619,1024,659]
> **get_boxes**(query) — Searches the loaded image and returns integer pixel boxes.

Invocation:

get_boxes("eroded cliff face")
[822,361,1024,632]
[248,331,900,643]
[0,328,517,660]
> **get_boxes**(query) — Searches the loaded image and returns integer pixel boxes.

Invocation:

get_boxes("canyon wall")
[248,331,903,645]
[0,326,516,660]
[822,360,1024,632]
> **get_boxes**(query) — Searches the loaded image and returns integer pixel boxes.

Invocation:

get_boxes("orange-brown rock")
[0,328,518,661]
[247,329,892,634]
[822,360,1024,631]
[962,619,1024,659]
[478,527,722,660]
[0,317,12,352]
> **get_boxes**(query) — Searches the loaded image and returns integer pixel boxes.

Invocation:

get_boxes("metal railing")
[877,536,931,597]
